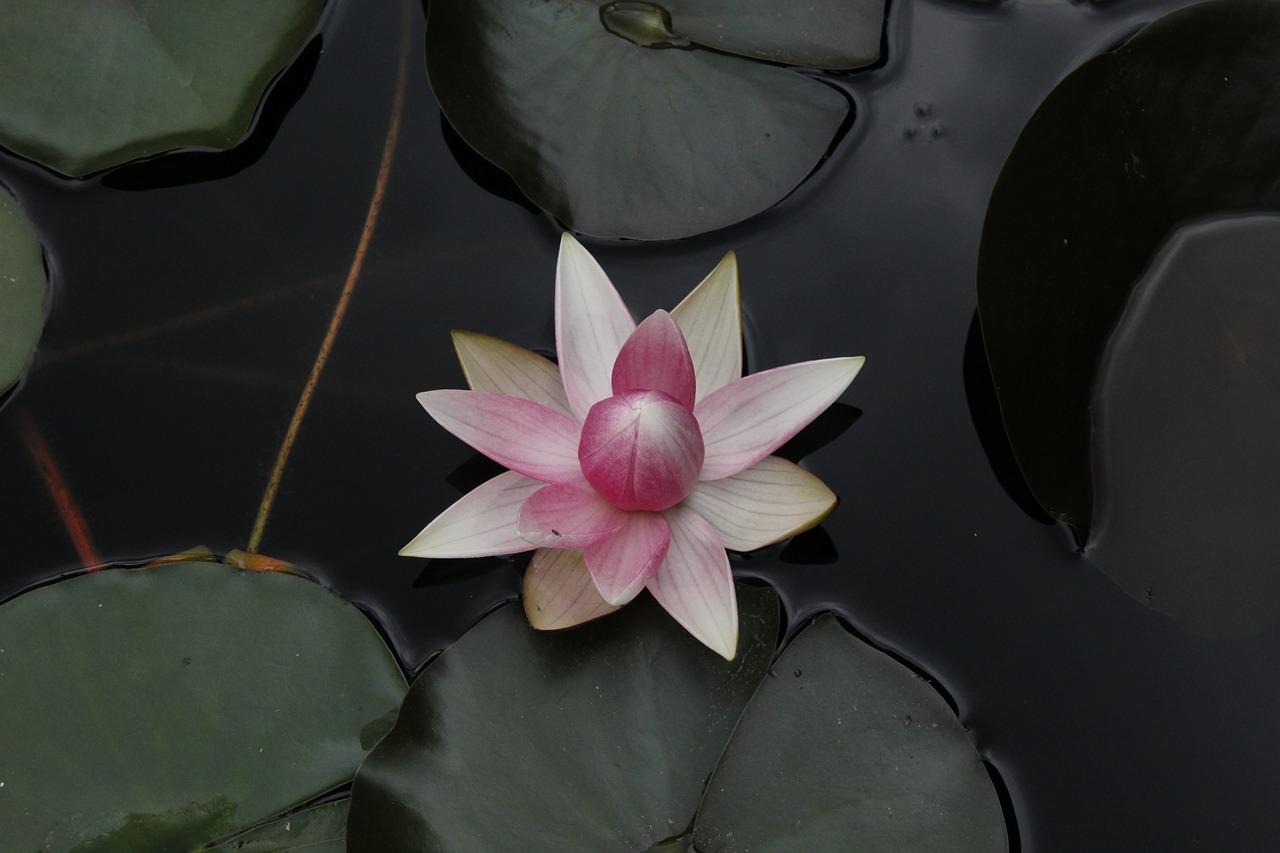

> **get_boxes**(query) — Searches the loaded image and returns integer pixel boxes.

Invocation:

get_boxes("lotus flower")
[403,235,863,659]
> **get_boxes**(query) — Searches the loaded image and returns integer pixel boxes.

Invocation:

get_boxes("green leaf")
[213,800,349,852]
[977,0,1280,538]
[346,584,781,851]
[976,0,1280,634]
[0,0,327,176]
[0,562,407,852]
[693,615,1007,851]
[0,185,45,396]
[427,0,880,239]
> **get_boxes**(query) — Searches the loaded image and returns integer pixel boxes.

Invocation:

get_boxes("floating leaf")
[347,589,1007,850]
[0,562,407,852]
[977,0,1280,538]
[346,584,780,850]
[0,1,327,176]
[0,185,46,397]
[427,0,883,239]
[694,614,1007,850]
[212,800,348,852]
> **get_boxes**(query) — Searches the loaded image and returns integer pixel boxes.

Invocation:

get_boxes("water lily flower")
[403,234,863,659]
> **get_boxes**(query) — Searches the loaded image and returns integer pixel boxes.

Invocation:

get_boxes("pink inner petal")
[418,389,585,485]
[585,511,671,605]
[611,310,697,410]
[517,483,629,548]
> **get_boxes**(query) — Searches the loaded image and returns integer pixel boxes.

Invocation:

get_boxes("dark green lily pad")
[977,0,1280,540]
[0,562,407,852]
[0,185,46,396]
[347,590,1006,850]
[427,0,881,239]
[1088,215,1280,636]
[694,614,1007,851]
[213,800,348,852]
[0,1,327,176]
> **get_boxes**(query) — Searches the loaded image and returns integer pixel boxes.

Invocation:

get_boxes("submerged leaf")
[0,185,46,397]
[0,1,327,176]
[0,562,406,852]
[426,0,876,239]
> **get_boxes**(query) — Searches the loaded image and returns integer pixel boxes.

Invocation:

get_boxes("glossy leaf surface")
[426,0,876,239]
[694,615,1007,851]
[346,584,780,851]
[0,185,45,395]
[977,0,1280,541]
[212,800,348,852]
[0,0,326,176]
[0,562,407,852]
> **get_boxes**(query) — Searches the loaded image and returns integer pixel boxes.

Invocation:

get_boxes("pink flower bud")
[578,390,705,511]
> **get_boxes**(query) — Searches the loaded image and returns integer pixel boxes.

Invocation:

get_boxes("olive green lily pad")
[0,185,46,396]
[0,562,407,852]
[212,800,348,852]
[347,590,1006,850]
[977,0,1280,537]
[427,0,882,239]
[0,0,327,176]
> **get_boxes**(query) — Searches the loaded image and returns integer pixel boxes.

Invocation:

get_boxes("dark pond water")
[2,0,1277,849]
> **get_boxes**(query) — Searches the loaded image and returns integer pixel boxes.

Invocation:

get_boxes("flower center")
[578,390,704,511]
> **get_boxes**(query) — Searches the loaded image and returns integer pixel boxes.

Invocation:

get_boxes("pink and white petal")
[556,233,636,420]
[648,505,738,660]
[684,456,837,551]
[400,471,542,558]
[517,483,629,548]
[451,330,573,418]
[523,548,620,631]
[671,251,742,402]
[584,511,671,606]
[696,356,865,481]
[418,389,584,484]
[611,311,696,410]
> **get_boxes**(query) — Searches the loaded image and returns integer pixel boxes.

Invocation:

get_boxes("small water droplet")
[903,124,921,139]
[913,101,933,118]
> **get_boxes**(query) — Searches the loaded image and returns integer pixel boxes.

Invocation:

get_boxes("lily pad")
[426,0,882,239]
[0,1,327,176]
[212,800,348,852]
[693,614,1007,851]
[0,562,407,852]
[1088,215,1280,636]
[346,588,1007,850]
[0,185,46,396]
[977,0,1280,541]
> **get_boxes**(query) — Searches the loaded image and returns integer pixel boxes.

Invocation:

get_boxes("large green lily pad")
[0,185,46,396]
[977,0,1280,537]
[427,0,883,239]
[347,588,1006,850]
[976,0,1280,633]
[0,0,327,176]
[0,562,407,852]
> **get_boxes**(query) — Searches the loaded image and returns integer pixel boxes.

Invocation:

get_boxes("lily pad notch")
[426,0,888,239]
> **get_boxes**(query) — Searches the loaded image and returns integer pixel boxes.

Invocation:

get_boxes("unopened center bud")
[578,390,704,511]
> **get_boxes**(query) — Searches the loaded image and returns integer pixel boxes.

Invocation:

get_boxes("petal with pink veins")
[400,471,542,558]
[684,456,837,551]
[649,505,738,660]
[418,389,585,485]
[556,234,636,420]
[611,310,697,410]
[671,251,742,402]
[523,548,620,630]
[517,483,629,548]
[696,356,864,481]
[585,511,671,606]
[451,330,572,418]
